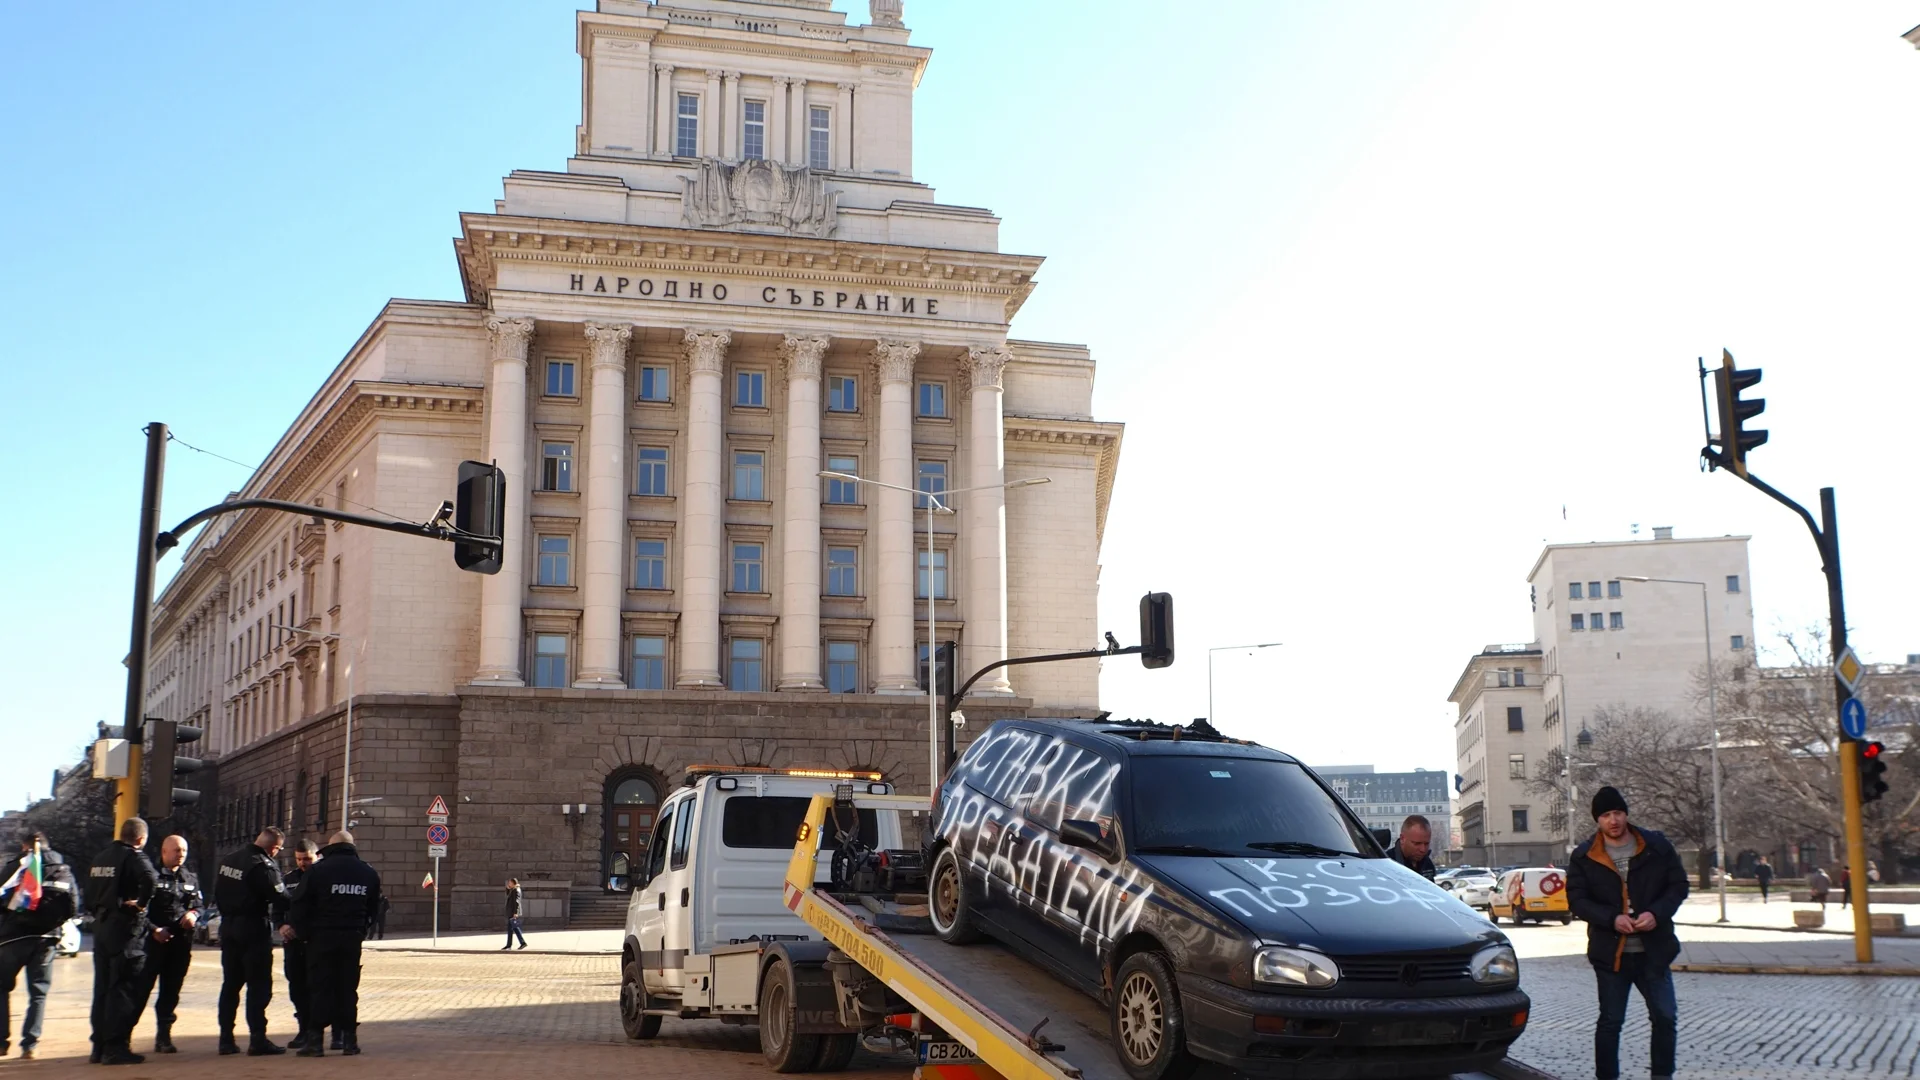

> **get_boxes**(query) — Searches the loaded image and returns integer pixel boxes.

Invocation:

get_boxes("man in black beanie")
[1566,785,1689,1080]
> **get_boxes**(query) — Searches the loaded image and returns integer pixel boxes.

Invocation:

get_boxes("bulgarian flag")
[3,847,43,912]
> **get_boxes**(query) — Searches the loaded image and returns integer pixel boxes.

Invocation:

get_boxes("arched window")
[604,771,661,891]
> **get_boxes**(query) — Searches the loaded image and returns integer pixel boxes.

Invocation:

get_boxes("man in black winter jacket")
[288,831,381,1056]
[1,832,79,1060]
[1566,786,1689,1080]
[214,827,289,1056]
[132,834,203,1054]
[87,818,158,1066]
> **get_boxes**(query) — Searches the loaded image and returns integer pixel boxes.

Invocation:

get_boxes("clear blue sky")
[4,2,1918,811]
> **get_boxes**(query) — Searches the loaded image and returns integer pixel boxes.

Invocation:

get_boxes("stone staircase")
[569,890,633,930]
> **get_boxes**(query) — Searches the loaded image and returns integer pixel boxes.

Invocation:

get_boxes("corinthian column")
[964,345,1014,695]
[778,334,830,690]
[474,316,535,685]
[679,329,731,688]
[871,339,920,693]
[575,323,632,688]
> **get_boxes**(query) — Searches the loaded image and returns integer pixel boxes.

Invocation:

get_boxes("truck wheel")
[1111,952,1198,1080]
[759,958,822,1072]
[929,847,984,945]
[620,959,662,1040]
[812,1033,858,1072]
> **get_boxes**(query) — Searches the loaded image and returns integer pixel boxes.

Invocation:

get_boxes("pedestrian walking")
[279,840,317,1050]
[1807,865,1831,910]
[372,894,390,940]
[288,830,381,1057]
[1839,865,1852,909]
[1566,786,1689,1080]
[1382,815,1438,881]
[503,878,528,949]
[1754,856,1774,903]
[132,835,203,1054]
[213,827,289,1056]
[0,832,79,1061]
[1868,860,1881,885]
[86,817,158,1066]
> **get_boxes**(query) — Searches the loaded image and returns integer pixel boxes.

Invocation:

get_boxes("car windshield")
[1128,755,1377,858]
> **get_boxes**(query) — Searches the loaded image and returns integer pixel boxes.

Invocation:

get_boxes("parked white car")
[55,919,81,958]
[1442,871,1499,911]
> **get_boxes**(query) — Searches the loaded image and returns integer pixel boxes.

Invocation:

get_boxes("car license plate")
[918,1039,981,1064]
[1373,1020,1464,1043]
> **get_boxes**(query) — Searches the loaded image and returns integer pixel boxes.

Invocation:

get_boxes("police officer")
[288,830,380,1057]
[0,831,80,1061]
[213,827,288,1056]
[132,834,202,1054]
[279,839,317,1050]
[87,817,157,1066]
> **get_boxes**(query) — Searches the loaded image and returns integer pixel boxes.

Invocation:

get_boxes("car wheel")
[1111,952,1198,1080]
[812,1033,858,1072]
[1560,914,1573,926]
[928,846,984,945]
[620,959,662,1040]
[759,958,822,1072]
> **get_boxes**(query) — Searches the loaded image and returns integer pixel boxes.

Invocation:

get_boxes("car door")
[650,791,699,998]
[636,800,675,996]
[1011,741,1125,990]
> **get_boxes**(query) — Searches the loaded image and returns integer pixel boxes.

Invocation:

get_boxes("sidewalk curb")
[1673,962,1920,976]
[371,947,621,956]
[1486,1057,1562,1080]
[1675,919,1916,939]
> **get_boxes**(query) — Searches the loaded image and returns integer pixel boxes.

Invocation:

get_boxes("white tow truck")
[619,767,1538,1080]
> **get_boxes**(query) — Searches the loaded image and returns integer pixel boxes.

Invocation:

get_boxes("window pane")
[827,375,858,412]
[542,443,573,491]
[1609,611,1624,630]
[1588,582,1601,598]
[1607,580,1622,598]
[826,641,859,694]
[732,450,765,501]
[634,539,667,590]
[809,106,831,170]
[533,634,568,688]
[728,639,763,691]
[636,446,670,496]
[1726,575,1741,593]
[917,381,946,417]
[722,796,878,850]
[743,100,766,160]
[917,550,948,599]
[735,371,764,407]
[639,366,670,402]
[827,546,857,596]
[631,636,666,690]
[538,535,571,586]
[546,360,574,397]
[677,94,699,157]
[732,543,763,593]
[825,456,858,504]
[1569,582,1582,599]
[1570,614,1584,631]
[1731,635,1745,650]
[915,460,947,509]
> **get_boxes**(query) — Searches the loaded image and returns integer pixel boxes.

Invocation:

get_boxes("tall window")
[1507,753,1526,780]
[635,447,670,496]
[545,360,575,397]
[735,370,765,407]
[638,365,671,402]
[676,93,700,157]
[1607,580,1622,598]
[824,456,859,504]
[631,636,666,690]
[1506,706,1523,732]
[827,374,858,413]
[633,539,667,590]
[542,442,574,491]
[809,106,831,170]
[1569,581,1583,600]
[826,641,859,694]
[1570,613,1585,631]
[915,460,947,509]
[917,550,948,599]
[1609,611,1625,630]
[917,381,946,418]
[1726,574,1741,593]
[731,542,764,593]
[1511,808,1530,833]
[1590,611,1603,630]
[728,638,763,691]
[537,535,571,586]
[1731,634,1745,650]
[826,547,858,596]
[731,450,765,500]
[742,100,766,160]
[533,634,568,688]
[1588,582,1601,600]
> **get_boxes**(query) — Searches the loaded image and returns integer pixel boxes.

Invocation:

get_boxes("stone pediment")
[682,158,838,239]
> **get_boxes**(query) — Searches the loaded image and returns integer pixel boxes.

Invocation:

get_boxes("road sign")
[1842,697,1869,740]
[427,795,450,816]
[427,844,447,859]
[427,813,448,826]
[426,824,450,846]
[1834,647,1864,694]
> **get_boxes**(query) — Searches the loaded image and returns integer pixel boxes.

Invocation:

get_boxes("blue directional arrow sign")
[1841,697,1869,740]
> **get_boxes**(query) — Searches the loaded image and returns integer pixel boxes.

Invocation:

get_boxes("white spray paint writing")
[1208,859,1459,919]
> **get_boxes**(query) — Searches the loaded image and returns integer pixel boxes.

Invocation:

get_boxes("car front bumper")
[1177,972,1530,1080]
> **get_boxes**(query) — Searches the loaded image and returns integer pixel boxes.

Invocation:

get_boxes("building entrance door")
[606,774,658,891]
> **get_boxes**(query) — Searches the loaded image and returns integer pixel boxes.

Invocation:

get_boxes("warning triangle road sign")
[427,795,450,816]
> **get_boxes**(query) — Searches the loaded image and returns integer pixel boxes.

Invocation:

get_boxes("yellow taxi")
[1490,867,1573,925]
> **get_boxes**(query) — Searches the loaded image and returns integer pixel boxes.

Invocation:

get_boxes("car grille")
[1332,955,1474,983]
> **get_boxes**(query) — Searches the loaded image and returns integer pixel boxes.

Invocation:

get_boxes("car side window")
[645,805,675,887]
[669,796,697,871]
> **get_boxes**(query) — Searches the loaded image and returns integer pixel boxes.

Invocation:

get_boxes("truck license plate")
[918,1039,981,1064]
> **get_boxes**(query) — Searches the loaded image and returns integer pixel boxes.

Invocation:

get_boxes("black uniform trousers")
[283,940,309,1030]
[305,937,363,1035]
[134,933,194,1034]
[89,939,146,1052]
[217,932,275,1039]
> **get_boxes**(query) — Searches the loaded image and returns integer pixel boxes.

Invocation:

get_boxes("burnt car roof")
[1014,717,1299,762]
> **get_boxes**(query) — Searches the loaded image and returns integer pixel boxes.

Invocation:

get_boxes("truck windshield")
[721,796,880,851]
[1128,756,1376,858]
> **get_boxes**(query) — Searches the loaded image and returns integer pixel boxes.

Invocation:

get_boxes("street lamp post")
[269,623,356,833]
[1619,575,1729,924]
[819,471,1049,794]
[1207,643,1282,723]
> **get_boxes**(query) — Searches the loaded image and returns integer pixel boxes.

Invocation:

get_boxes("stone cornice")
[1004,418,1124,550]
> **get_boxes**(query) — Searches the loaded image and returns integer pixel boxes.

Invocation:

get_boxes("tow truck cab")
[622,767,904,1015]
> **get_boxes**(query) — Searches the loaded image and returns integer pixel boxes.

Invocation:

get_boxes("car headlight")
[1253,946,1340,988]
[1470,944,1519,986]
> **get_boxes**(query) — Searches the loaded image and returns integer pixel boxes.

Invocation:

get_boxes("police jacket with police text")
[86,840,157,951]
[147,863,204,939]
[214,844,286,943]
[289,842,381,943]
[0,848,79,940]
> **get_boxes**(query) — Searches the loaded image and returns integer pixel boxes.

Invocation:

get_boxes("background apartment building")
[1316,765,1453,854]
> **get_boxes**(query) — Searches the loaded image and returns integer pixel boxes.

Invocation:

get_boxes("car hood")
[1140,854,1508,954]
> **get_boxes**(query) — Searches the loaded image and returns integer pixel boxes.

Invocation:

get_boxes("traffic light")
[454,459,506,574]
[145,719,204,818]
[1139,592,1174,669]
[1859,740,1889,804]
[1711,349,1768,478]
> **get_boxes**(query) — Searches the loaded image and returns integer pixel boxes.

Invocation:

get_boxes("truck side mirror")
[1058,819,1119,862]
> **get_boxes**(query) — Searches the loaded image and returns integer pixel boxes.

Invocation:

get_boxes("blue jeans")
[1594,953,1677,1079]
[505,917,526,948]
[0,937,56,1051]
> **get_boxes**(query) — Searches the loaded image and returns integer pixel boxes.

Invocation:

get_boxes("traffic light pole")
[118,422,169,833]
